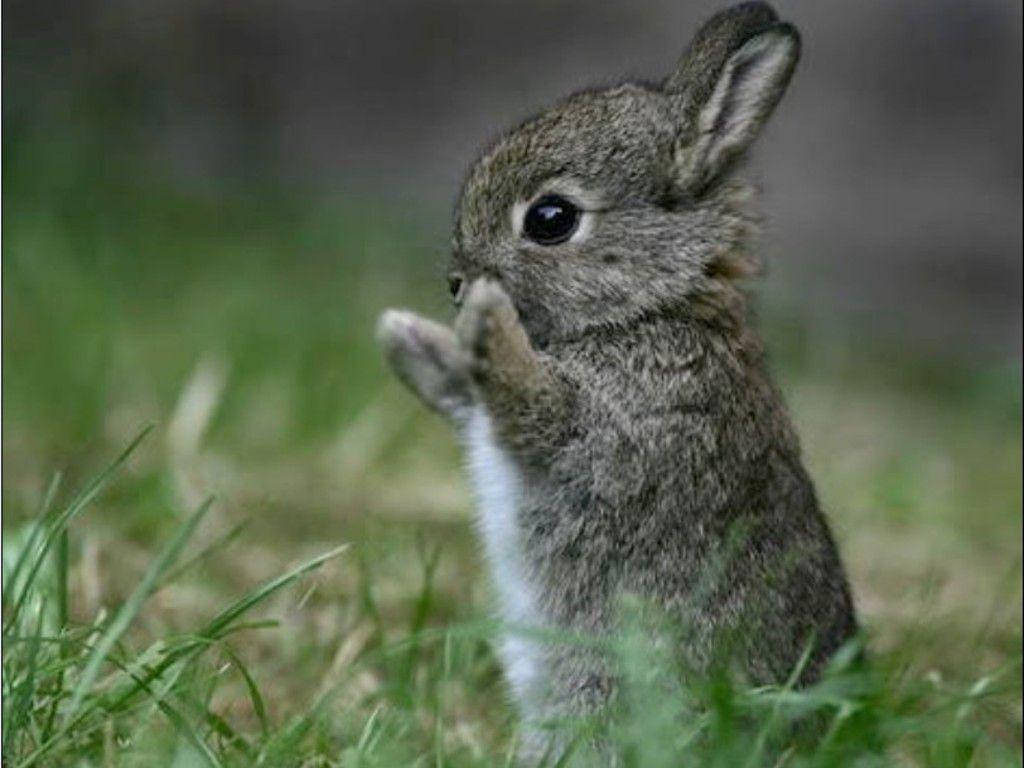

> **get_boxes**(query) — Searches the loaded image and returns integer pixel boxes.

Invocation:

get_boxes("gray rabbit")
[377,0,856,748]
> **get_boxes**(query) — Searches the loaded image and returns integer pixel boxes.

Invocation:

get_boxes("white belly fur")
[464,406,543,706]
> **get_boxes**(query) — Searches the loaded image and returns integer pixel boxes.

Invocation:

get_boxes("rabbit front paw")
[454,278,521,378]
[377,309,473,416]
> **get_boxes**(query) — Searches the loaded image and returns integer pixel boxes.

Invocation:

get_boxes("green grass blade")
[121,668,225,768]
[65,495,212,719]
[92,545,346,723]
[5,426,153,633]
[3,471,62,609]
[54,529,69,631]
[98,543,345,719]
[196,544,348,642]
[158,519,249,589]
[743,635,818,767]
[398,539,441,690]
[258,694,330,766]
[550,732,585,768]
[3,597,48,758]
[39,529,70,744]
[221,644,270,737]
[201,708,254,761]
[171,675,255,762]
[355,704,383,755]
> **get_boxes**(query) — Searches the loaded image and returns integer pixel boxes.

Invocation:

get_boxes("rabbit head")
[449,2,800,349]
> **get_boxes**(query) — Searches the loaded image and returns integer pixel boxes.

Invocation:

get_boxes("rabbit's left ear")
[669,21,800,195]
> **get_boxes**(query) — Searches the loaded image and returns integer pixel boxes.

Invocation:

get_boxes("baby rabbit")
[378,0,856,746]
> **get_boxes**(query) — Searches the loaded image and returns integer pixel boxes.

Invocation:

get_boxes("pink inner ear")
[687,27,798,188]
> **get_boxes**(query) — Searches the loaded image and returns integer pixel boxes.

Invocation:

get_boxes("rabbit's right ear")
[665,3,800,196]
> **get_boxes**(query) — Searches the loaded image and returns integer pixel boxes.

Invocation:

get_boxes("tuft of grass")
[2,432,350,767]
[3,433,1020,766]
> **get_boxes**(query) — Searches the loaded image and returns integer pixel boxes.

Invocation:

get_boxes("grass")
[2,130,1021,765]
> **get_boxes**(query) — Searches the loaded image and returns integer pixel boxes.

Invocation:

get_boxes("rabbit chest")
[463,405,545,706]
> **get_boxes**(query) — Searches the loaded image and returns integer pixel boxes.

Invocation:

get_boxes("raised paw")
[452,278,544,394]
[376,309,472,417]
[454,278,520,368]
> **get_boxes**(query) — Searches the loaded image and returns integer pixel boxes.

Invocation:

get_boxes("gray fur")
[377,0,856,750]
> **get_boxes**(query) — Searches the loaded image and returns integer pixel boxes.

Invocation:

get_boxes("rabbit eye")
[522,195,580,245]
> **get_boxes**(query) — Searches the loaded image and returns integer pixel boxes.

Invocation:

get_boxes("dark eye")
[447,274,464,300]
[522,195,580,245]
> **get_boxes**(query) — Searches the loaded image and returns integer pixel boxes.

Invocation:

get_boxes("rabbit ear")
[665,4,800,194]
[664,2,780,114]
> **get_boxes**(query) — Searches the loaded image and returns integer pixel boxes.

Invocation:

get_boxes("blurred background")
[6,0,1022,351]
[2,0,1021,759]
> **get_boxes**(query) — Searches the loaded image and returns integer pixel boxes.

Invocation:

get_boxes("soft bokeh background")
[3,0,1022,762]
